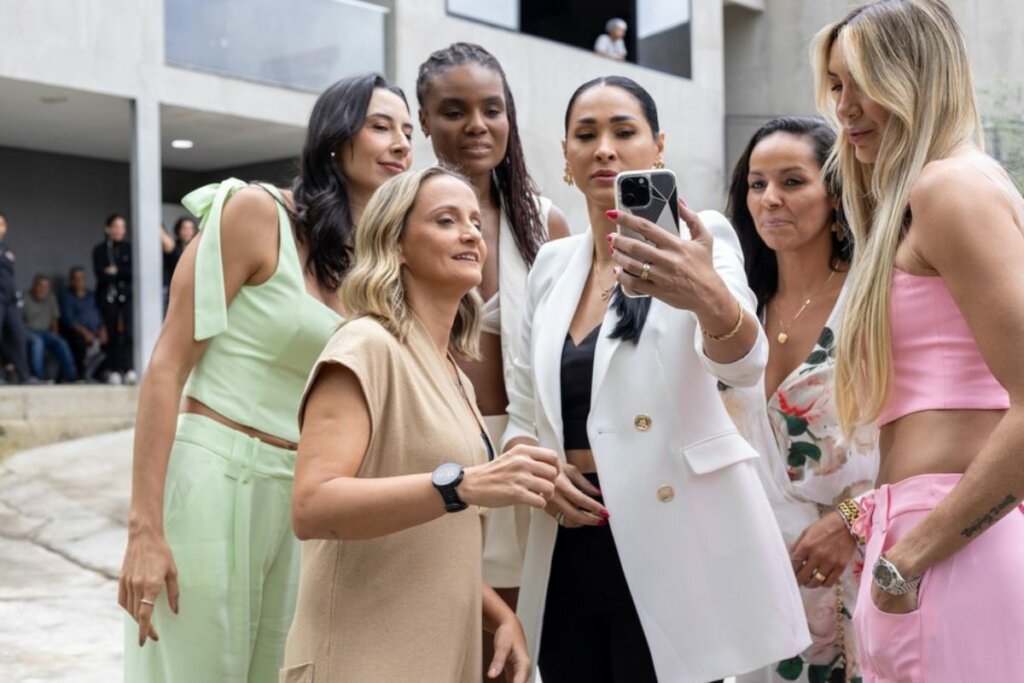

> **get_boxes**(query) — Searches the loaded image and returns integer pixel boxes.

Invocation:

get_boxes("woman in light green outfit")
[118,73,414,682]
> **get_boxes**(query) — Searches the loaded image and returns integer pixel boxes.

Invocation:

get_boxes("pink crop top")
[878,269,1009,426]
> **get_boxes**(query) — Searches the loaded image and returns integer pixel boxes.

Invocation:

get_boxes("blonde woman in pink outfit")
[814,1,1024,681]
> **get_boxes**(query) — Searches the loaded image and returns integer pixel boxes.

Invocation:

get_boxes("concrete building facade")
[0,0,1020,372]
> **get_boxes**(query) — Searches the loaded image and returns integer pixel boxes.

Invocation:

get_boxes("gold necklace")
[772,269,837,345]
[591,261,615,301]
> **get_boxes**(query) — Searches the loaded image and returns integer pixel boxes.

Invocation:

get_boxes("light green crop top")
[181,179,342,444]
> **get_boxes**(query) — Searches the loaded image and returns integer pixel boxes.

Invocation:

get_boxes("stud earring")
[563,162,574,186]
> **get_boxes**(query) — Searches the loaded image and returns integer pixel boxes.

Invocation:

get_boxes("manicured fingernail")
[599,509,610,519]
[608,245,614,255]
[598,519,608,526]
[613,266,621,275]
[679,196,688,208]
[605,234,613,243]
[605,209,619,219]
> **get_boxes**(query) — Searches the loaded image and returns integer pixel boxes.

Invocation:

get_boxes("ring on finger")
[640,261,652,281]
[555,512,566,527]
[139,597,156,606]
[811,570,827,583]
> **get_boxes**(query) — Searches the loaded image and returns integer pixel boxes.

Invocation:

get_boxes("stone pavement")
[0,430,740,683]
[0,429,132,682]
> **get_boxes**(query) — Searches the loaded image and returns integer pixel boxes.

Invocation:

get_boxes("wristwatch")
[431,462,468,513]
[872,554,922,595]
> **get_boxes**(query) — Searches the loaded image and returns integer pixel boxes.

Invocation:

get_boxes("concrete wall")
[393,0,726,229]
[723,1,1024,177]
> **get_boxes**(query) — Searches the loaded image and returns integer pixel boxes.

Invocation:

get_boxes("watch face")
[873,562,894,587]
[432,462,462,487]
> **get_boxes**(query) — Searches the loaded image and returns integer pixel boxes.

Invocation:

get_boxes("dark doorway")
[520,1,636,61]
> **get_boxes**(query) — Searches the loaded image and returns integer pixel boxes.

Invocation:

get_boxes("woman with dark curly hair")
[118,73,412,682]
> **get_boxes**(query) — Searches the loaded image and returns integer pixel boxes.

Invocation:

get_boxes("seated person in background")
[59,266,106,380]
[594,18,628,61]
[23,274,77,382]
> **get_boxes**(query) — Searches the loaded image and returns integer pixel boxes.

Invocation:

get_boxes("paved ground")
[1,430,740,683]
[0,430,132,682]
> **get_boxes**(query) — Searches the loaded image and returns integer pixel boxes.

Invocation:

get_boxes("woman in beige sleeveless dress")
[282,166,561,683]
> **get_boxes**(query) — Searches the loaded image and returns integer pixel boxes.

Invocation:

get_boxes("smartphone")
[614,169,679,297]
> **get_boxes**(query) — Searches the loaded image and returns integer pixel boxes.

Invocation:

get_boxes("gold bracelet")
[836,498,865,544]
[701,297,745,342]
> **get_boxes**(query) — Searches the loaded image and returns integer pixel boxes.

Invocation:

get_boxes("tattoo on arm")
[961,493,1017,538]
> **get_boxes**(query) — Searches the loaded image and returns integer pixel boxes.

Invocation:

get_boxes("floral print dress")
[722,284,878,683]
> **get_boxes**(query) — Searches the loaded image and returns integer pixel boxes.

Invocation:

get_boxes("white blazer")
[503,211,811,683]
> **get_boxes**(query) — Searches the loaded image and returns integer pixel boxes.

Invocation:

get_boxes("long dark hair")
[565,76,660,345]
[292,73,409,291]
[416,42,544,266]
[727,116,850,316]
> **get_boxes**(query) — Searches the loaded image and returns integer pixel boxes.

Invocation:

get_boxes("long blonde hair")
[341,165,483,358]
[812,0,984,431]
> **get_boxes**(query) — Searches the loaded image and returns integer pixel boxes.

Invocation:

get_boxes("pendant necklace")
[592,261,615,301]
[773,269,837,345]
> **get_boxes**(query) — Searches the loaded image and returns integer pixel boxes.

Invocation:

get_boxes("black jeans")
[538,473,658,683]
[98,299,132,374]
[0,300,30,381]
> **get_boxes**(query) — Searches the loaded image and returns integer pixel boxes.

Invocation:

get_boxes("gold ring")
[139,598,156,606]
[812,570,827,583]
[640,262,651,281]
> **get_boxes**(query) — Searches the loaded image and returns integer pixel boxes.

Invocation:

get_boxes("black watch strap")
[431,462,468,513]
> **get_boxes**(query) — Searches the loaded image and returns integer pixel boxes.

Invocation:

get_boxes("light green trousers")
[124,414,299,683]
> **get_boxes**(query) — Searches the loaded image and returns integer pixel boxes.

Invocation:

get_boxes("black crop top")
[561,326,600,450]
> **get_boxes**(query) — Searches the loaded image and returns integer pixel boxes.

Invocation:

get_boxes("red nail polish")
[599,509,610,519]
[598,519,608,527]
[605,209,619,219]
[595,487,603,495]
[605,234,613,242]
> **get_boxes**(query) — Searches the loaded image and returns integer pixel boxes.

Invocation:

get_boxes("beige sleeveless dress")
[281,315,490,683]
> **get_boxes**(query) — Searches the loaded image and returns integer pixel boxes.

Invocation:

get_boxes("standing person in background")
[93,213,135,384]
[594,18,628,61]
[816,1,1024,680]
[118,73,412,683]
[60,266,106,381]
[724,116,878,683]
[160,216,198,312]
[23,274,78,383]
[415,43,570,657]
[0,212,37,385]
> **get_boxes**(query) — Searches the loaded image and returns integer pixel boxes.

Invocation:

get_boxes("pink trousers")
[854,473,1024,682]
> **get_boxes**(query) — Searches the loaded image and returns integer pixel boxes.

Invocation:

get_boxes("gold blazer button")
[634,414,652,431]
[657,485,675,503]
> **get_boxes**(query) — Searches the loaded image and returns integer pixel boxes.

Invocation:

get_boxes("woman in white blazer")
[503,76,810,683]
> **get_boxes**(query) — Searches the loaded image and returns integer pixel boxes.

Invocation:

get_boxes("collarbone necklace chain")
[773,269,837,345]
[592,261,615,301]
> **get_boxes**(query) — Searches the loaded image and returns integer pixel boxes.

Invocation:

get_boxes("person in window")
[594,18,628,61]
[60,266,106,381]
[92,213,135,384]
[23,274,77,382]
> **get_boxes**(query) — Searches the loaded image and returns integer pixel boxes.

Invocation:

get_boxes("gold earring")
[653,157,665,169]
[831,219,847,241]
[563,162,574,186]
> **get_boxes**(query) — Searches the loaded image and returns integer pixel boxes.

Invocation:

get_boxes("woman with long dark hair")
[724,116,878,683]
[505,75,809,682]
[118,73,412,682]
[415,42,569,613]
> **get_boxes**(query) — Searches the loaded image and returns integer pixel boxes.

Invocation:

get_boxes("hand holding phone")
[614,169,680,297]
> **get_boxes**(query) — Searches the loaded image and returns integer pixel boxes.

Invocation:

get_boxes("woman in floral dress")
[723,117,878,683]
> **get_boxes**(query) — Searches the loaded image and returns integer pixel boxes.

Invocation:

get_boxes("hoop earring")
[653,157,665,169]
[563,162,574,186]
